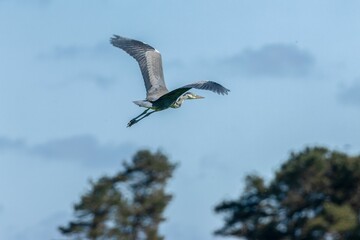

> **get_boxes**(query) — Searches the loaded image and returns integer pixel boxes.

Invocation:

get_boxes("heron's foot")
[127,119,137,128]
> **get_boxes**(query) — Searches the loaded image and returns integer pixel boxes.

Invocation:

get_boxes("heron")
[110,35,230,127]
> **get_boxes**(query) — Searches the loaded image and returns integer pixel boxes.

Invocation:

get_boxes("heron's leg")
[129,109,149,121]
[127,110,157,127]
[136,110,156,122]
[127,109,150,127]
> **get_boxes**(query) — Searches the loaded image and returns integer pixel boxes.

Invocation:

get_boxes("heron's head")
[172,92,204,108]
[183,92,204,100]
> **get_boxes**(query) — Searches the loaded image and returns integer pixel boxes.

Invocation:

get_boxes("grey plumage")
[110,35,230,127]
[111,35,168,101]
[182,81,229,95]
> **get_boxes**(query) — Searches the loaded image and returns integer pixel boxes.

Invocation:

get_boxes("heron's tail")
[133,100,153,108]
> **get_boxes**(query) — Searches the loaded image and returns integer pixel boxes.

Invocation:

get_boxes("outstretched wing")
[156,80,230,107]
[110,35,169,101]
[181,81,230,95]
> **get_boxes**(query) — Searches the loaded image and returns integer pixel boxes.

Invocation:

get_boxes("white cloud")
[9,211,67,240]
[0,135,136,167]
[77,73,118,89]
[38,41,115,61]
[338,80,360,106]
[0,137,25,150]
[221,43,315,79]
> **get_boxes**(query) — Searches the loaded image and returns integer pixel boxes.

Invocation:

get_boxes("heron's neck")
[171,95,187,108]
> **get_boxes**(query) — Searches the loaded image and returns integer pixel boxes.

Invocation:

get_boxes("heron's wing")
[181,81,230,95]
[156,88,192,105]
[155,81,230,106]
[110,35,169,101]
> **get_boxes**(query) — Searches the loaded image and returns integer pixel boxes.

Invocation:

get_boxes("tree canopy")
[59,150,177,240]
[214,147,360,240]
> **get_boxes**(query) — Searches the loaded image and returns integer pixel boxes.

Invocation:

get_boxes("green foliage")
[305,203,357,235]
[215,147,360,240]
[59,150,177,240]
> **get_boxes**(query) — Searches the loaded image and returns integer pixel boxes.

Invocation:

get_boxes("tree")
[214,147,360,240]
[59,150,177,240]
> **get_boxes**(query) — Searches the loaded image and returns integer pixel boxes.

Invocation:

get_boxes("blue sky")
[1,1,360,239]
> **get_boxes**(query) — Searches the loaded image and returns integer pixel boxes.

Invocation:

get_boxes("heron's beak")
[191,94,204,99]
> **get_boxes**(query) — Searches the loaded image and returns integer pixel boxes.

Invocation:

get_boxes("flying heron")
[110,35,230,127]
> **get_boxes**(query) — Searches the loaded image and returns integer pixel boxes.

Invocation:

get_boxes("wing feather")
[181,81,230,95]
[110,35,169,101]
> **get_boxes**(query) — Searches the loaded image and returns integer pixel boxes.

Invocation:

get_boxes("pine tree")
[59,150,177,240]
[215,147,360,239]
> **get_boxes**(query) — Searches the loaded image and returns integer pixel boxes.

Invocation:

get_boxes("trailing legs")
[127,109,157,127]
